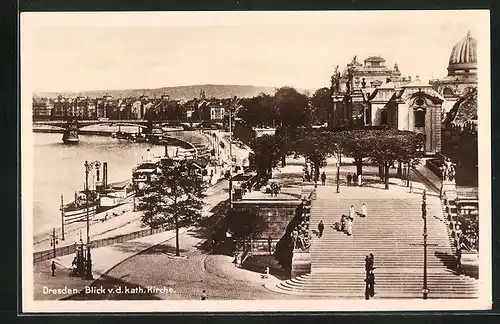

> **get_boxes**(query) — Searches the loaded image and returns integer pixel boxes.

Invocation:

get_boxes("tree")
[238,93,276,128]
[290,128,335,186]
[336,129,372,176]
[250,134,283,180]
[139,159,207,256]
[367,129,424,189]
[273,87,311,128]
[310,87,333,126]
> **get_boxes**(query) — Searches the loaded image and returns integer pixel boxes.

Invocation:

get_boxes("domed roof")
[448,31,477,75]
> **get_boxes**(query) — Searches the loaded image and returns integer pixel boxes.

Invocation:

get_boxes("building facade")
[329,55,411,129]
[429,31,477,112]
[367,78,443,154]
[329,55,444,154]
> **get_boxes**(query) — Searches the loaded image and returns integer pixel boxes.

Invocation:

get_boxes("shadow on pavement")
[241,255,289,280]
[434,251,459,272]
[140,243,188,255]
[190,200,230,253]
[108,241,152,254]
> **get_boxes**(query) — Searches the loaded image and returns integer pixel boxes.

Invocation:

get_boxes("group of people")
[268,182,281,197]
[291,221,311,250]
[346,173,362,186]
[329,203,367,236]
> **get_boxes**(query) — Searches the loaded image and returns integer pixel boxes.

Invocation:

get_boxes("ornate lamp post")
[227,96,242,208]
[49,228,61,258]
[84,160,101,279]
[422,190,429,299]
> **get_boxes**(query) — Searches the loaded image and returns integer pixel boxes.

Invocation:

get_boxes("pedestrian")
[353,173,358,186]
[365,254,374,271]
[365,270,375,299]
[340,215,346,232]
[321,171,326,186]
[347,173,352,186]
[365,255,371,271]
[349,205,355,219]
[345,216,353,236]
[318,220,324,237]
[369,253,375,269]
[201,290,207,300]
[368,270,375,297]
[51,261,56,277]
[360,203,367,218]
[358,173,362,186]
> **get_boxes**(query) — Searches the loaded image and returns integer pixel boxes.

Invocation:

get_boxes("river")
[32,132,180,236]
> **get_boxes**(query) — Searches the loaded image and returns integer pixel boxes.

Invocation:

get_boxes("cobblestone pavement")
[67,231,297,300]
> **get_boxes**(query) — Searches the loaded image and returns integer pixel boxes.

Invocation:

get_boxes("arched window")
[414,109,426,128]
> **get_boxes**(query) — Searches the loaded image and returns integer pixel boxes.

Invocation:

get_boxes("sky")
[21,11,489,93]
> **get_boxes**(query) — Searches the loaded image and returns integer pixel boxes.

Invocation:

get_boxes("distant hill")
[33,84,311,100]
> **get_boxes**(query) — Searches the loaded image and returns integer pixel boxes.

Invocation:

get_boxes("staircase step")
[276,191,479,299]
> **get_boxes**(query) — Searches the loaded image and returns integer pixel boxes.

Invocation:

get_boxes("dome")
[448,31,477,75]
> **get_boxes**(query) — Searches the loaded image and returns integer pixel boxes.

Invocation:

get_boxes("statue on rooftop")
[331,65,341,94]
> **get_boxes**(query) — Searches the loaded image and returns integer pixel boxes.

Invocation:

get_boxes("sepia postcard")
[20,10,491,313]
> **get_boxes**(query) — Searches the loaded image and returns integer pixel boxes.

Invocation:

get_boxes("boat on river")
[100,180,135,207]
[61,190,99,225]
[132,150,161,196]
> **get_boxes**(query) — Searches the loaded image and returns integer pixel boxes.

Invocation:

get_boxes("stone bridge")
[33,119,215,159]
[32,119,220,130]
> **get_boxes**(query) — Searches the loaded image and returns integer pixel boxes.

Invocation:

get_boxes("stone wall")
[231,200,302,239]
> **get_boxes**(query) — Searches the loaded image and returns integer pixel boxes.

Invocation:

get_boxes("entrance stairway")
[271,185,479,299]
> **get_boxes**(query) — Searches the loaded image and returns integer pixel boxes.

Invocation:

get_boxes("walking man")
[347,173,352,186]
[51,260,56,277]
[365,270,375,299]
[321,171,326,186]
[318,220,324,238]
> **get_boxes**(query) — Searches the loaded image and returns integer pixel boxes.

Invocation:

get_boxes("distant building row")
[33,90,227,121]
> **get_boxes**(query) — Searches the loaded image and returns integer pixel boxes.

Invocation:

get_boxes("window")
[414,109,426,128]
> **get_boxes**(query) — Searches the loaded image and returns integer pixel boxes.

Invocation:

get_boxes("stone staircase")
[270,185,479,299]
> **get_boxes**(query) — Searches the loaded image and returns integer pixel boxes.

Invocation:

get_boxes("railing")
[33,226,166,263]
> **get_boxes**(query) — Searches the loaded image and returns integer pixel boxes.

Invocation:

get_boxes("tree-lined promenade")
[250,127,424,190]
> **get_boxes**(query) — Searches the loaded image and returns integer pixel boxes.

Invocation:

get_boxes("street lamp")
[422,189,429,299]
[84,160,101,279]
[228,96,243,208]
[49,228,60,259]
[336,161,340,194]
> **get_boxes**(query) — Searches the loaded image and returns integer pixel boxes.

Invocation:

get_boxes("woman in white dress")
[361,203,367,218]
[349,205,355,219]
[346,216,353,236]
